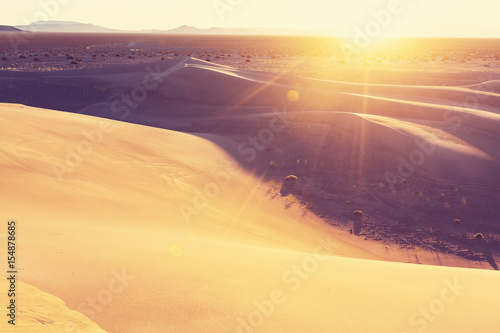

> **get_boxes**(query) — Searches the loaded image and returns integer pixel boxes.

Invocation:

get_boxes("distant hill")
[0,25,21,32]
[15,21,122,33]
[157,25,204,34]
[144,25,316,36]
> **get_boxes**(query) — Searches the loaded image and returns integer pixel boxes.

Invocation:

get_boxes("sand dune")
[0,103,499,332]
[3,58,499,184]
[2,57,500,240]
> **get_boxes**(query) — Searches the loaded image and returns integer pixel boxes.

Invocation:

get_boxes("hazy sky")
[3,0,500,37]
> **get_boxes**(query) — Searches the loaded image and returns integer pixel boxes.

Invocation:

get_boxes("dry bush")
[353,210,363,218]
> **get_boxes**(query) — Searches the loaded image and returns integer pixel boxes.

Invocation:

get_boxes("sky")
[3,0,500,37]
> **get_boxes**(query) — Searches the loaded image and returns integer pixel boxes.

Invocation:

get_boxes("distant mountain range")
[15,21,121,33]
[4,21,500,38]
[11,21,317,35]
[0,25,21,32]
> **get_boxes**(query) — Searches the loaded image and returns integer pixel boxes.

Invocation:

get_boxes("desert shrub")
[353,210,364,235]
[265,145,275,151]
[19,55,27,59]
[285,175,298,181]
[353,210,363,217]
[1,56,8,60]
[269,161,278,169]
[70,60,78,65]
[33,57,40,62]
[245,59,251,62]
[454,219,461,225]
[66,55,74,59]
[205,58,211,62]
[475,233,484,239]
